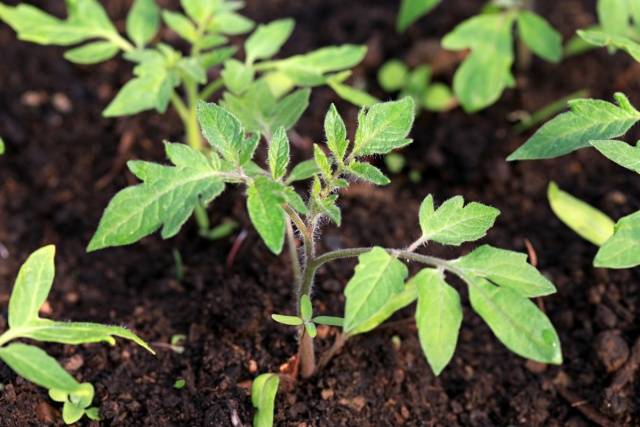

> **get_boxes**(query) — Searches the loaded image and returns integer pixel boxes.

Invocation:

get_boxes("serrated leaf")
[467,276,562,364]
[516,11,562,63]
[314,145,332,178]
[286,160,319,183]
[245,18,294,63]
[351,98,415,156]
[591,139,640,173]
[252,374,279,427]
[247,176,287,254]
[240,133,260,165]
[442,13,515,112]
[347,161,390,185]
[271,314,303,326]
[397,0,440,32]
[344,247,408,333]
[197,101,244,163]
[595,211,640,268]
[162,10,197,42]
[578,29,640,61]
[316,195,342,226]
[282,187,307,214]
[127,0,160,47]
[454,245,556,297]
[414,269,462,375]
[419,195,499,246]
[508,93,640,160]
[268,127,290,180]
[88,143,224,250]
[222,59,255,95]
[0,343,80,392]
[547,182,615,246]
[64,41,119,64]
[324,104,348,161]
[8,246,55,328]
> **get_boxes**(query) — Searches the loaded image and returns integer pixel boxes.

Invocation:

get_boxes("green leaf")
[247,177,287,254]
[286,160,319,183]
[127,0,160,47]
[304,321,317,338]
[88,143,225,250]
[208,12,255,35]
[68,382,94,408]
[347,273,418,335]
[315,194,342,226]
[162,10,197,42]
[267,88,310,133]
[85,407,101,421]
[9,246,55,328]
[201,46,237,69]
[327,79,379,107]
[578,29,640,61]
[454,245,556,298]
[591,139,640,173]
[508,93,640,160]
[180,0,217,24]
[14,320,154,354]
[178,57,206,84]
[0,137,4,155]
[467,277,562,364]
[347,161,390,185]
[344,247,409,334]
[351,98,415,157]
[378,60,409,91]
[442,13,515,112]
[222,59,255,94]
[245,19,294,63]
[197,101,244,163]
[397,0,440,32]
[597,0,630,35]
[595,211,640,268]
[419,195,499,246]
[313,316,344,327]
[516,11,562,63]
[300,295,313,320]
[63,401,85,424]
[314,145,332,178]
[0,343,79,391]
[271,314,303,326]
[268,127,290,180]
[64,41,119,64]
[547,182,615,246]
[324,104,348,161]
[252,373,279,427]
[414,269,462,375]
[422,83,455,112]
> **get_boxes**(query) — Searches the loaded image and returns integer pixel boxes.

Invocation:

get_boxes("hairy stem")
[298,330,316,378]
[286,219,302,287]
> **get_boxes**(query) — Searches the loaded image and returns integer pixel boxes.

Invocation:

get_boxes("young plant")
[0,246,153,424]
[377,60,456,113]
[396,0,442,32]
[442,0,562,112]
[88,96,562,393]
[0,0,373,151]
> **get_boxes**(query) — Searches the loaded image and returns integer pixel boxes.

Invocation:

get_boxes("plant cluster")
[0,246,152,424]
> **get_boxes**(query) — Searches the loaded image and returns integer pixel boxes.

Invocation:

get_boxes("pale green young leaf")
[347,272,418,335]
[578,29,640,61]
[222,59,255,94]
[0,137,4,155]
[0,4,84,46]
[595,211,640,268]
[314,145,332,178]
[442,13,515,112]
[344,247,409,334]
[548,182,614,246]
[397,0,441,32]
[268,127,290,180]
[67,0,116,33]
[327,80,379,107]
[282,186,308,213]
[268,88,310,133]
[467,277,562,364]
[68,382,94,408]
[378,60,409,91]
[347,161,390,185]
[85,407,101,421]
[247,177,287,254]
[197,33,227,50]
[127,0,160,47]
[300,295,313,321]
[197,101,244,163]
[240,134,260,166]
[324,104,348,161]
[419,195,499,246]
[508,93,640,160]
[162,10,197,42]
[208,12,255,35]
[246,19,294,63]
[591,139,640,173]
[178,57,206,84]
[286,160,319,184]
[201,46,237,69]
[316,195,342,226]
[271,314,303,326]
[64,41,119,64]
[414,269,462,375]
[597,0,630,36]
[8,246,55,328]
[62,401,85,424]
[252,373,279,427]
[351,97,415,157]
[0,343,80,392]
[88,144,224,250]
[454,245,556,297]
[304,321,317,338]
[516,11,562,63]
[422,83,456,112]
[313,316,344,327]
[181,0,216,24]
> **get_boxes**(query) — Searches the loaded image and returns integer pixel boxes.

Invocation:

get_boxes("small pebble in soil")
[338,396,366,412]
[36,401,56,423]
[52,93,72,113]
[247,359,258,373]
[63,354,84,372]
[21,91,47,107]
[321,389,334,400]
[596,330,630,372]
[525,360,547,374]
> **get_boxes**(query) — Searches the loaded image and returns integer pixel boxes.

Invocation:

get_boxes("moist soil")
[1,0,639,426]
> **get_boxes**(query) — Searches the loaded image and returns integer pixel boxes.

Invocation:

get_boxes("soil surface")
[1,0,639,426]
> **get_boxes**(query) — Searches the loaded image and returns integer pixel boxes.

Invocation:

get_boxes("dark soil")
[1,0,639,426]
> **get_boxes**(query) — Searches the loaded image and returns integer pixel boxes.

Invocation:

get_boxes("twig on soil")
[316,333,348,374]
[226,229,248,269]
[95,129,136,190]
[555,385,615,427]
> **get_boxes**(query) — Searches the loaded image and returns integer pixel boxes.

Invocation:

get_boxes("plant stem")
[298,330,316,378]
[184,80,204,151]
[200,78,224,100]
[286,219,302,287]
